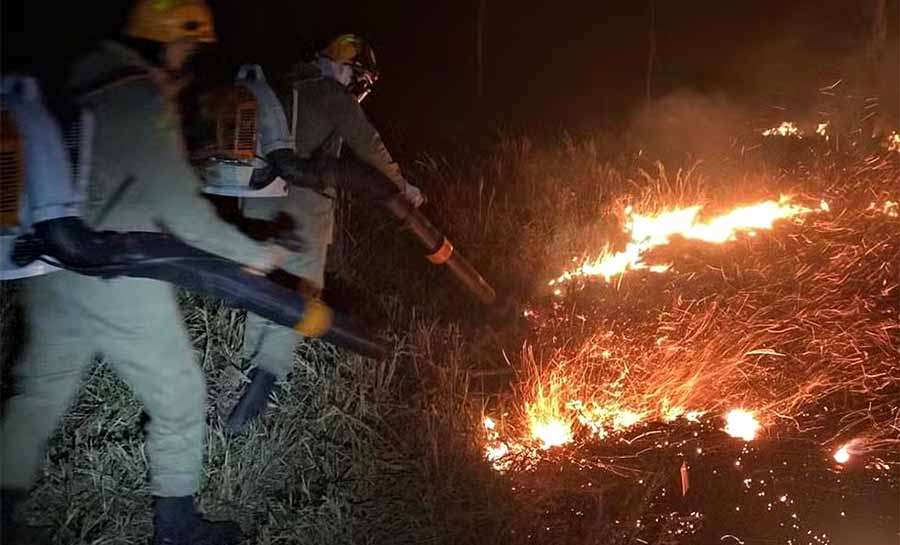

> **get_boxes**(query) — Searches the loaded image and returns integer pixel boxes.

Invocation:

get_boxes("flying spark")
[833,445,851,464]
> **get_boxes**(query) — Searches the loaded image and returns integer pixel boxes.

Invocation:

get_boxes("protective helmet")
[125,0,217,44]
[321,34,379,101]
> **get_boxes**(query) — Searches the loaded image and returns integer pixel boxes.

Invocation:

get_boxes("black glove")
[237,212,301,252]
[267,149,331,191]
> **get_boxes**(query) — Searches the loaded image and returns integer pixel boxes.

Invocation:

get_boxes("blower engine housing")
[0,77,88,280]
[200,65,291,198]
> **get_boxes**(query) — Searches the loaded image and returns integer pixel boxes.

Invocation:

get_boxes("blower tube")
[16,217,386,359]
[273,154,496,305]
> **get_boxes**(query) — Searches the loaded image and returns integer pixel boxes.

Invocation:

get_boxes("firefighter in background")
[226,34,425,434]
[0,1,285,543]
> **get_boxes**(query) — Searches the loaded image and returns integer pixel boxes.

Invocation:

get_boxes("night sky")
[2,1,897,152]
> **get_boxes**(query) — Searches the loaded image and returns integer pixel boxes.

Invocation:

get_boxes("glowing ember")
[816,122,829,139]
[869,200,899,217]
[685,411,704,423]
[486,441,510,462]
[724,409,761,441]
[886,131,900,153]
[551,197,815,286]
[483,415,519,470]
[833,445,851,464]
[762,121,802,137]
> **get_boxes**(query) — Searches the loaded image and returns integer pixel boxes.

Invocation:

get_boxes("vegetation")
[1,123,897,544]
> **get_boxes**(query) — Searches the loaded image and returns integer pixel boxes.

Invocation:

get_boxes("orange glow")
[762,121,802,137]
[833,445,851,464]
[887,131,900,153]
[869,200,899,217]
[550,197,815,286]
[526,375,576,449]
[530,418,573,450]
[725,409,761,441]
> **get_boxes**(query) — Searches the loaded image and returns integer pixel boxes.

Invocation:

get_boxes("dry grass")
[1,126,898,544]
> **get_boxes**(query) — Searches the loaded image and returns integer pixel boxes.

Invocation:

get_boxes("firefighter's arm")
[127,87,281,271]
[328,90,425,206]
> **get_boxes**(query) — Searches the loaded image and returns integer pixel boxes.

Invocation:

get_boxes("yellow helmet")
[125,0,216,44]
[321,34,366,64]
[320,34,379,101]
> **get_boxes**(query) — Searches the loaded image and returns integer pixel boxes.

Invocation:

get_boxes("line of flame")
[550,196,819,287]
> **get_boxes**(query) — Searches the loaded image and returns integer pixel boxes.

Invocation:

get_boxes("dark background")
[2,1,898,154]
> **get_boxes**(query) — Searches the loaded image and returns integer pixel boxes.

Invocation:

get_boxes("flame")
[886,131,900,153]
[551,197,815,286]
[724,409,761,441]
[530,418,573,450]
[763,121,802,137]
[483,416,519,470]
[833,445,851,464]
[816,122,829,139]
[869,200,898,217]
[486,441,510,462]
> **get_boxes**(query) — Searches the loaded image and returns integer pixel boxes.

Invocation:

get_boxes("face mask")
[316,56,353,87]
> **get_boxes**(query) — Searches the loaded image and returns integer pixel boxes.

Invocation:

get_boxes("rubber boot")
[224,368,278,436]
[152,496,241,545]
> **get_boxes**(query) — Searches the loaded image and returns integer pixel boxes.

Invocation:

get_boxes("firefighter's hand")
[403,183,426,208]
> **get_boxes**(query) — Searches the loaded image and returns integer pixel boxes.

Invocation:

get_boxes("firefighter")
[226,34,424,434]
[0,1,285,543]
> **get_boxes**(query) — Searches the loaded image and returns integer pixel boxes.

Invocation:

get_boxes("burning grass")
[468,144,898,543]
[1,125,897,544]
[486,151,899,461]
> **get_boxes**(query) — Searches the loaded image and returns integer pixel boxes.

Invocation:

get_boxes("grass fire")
[1,2,898,545]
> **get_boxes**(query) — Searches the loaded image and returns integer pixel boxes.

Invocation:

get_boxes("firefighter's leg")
[240,312,298,380]
[0,274,95,493]
[229,188,334,435]
[227,311,295,435]
[282,187,335,289]
[100,279,206,498]
[239,186,333,381]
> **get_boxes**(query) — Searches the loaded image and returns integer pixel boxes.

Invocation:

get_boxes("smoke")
[624,2,899,167]
[626,90,750,165]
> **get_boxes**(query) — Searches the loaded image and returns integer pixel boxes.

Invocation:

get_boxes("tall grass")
[1,127,897,544]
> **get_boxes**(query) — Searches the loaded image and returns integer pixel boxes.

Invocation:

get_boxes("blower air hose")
[322,157,497,305]
[24,217,386,359]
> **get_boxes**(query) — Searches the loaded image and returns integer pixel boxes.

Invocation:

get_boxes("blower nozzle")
[324,157,497,305]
